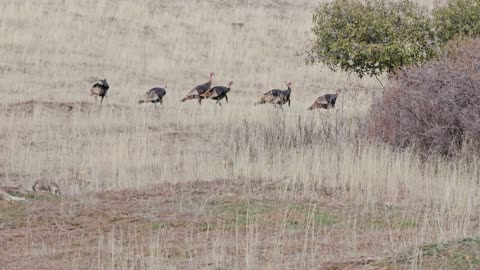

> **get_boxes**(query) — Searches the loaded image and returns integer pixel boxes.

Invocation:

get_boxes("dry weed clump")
[365,38,480,157]
[220,112,350,160]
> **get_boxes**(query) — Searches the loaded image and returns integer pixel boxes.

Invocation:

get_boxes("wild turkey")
[199,81,233,106]
[90,78,110,103]
[255,81,292,107]
[138,86,167,107]
[308,89,342,110]
[180,72,214,104]
[32,179,61,196]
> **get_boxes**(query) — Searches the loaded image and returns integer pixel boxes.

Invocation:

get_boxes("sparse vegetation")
[386,237,480,269]
[151,221,169,230]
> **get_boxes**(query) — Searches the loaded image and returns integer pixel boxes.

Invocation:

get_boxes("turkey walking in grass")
[308,89,341,110]
[180,72,214,104]
[255,81,292,107]
[90,79,110,103]
[32,179,61,196]
[138,86,167,107]
[200,81,233,107]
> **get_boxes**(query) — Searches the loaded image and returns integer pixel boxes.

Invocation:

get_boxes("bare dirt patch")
[2,100,125,115]
[0,178,444,269]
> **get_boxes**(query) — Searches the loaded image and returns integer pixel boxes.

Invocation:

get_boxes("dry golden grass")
[0,0,378,192]
[3,0,480,269]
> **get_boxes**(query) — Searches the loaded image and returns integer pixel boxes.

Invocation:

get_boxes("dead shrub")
[365,38,480,157]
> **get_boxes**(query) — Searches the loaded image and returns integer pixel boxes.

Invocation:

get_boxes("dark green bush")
[433,0,480,45]
[309,0,436,78]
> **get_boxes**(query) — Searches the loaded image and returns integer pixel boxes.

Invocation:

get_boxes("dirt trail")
[2,100,126,115]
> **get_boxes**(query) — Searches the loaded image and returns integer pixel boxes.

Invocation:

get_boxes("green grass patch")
[8,192,36,200]
[311,209,337,226]
[199,200,273,230]
[392,237,480,269]
[369,217,418,229]
[398,219,417,228]
[286,205,337,228]
[219,201,272,226]
[151,221,169,230]
[199,221,210,232]
[0,203,27,226]
[199,200,337,231]
[33,193,62,201]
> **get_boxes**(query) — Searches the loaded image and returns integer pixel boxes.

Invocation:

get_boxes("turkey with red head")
[180,72,214,104]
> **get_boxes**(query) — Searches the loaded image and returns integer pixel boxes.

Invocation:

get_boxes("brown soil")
[2,100,125,115]
[0,179,446,269]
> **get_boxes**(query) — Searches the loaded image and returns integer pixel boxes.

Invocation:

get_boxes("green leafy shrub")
[309,0,436,78]
[433,0,480,45]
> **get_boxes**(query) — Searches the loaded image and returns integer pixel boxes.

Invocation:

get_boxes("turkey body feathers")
[204,86,230,99]
[308,93,339,110]
[259,86,291,106]
[181,73,214,102]
[90,79,110,103]
[139,87,166,104]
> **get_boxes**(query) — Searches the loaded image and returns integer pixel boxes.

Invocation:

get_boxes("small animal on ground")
[138,86,167,107]
[308,89,342,110]
[255,81,292,108]
[90,78,110,103]
[32,179,61,196]
[200,81,233,106]
[180,72,214,104]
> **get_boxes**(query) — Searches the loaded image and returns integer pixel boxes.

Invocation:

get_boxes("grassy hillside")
[3,0,480,269]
